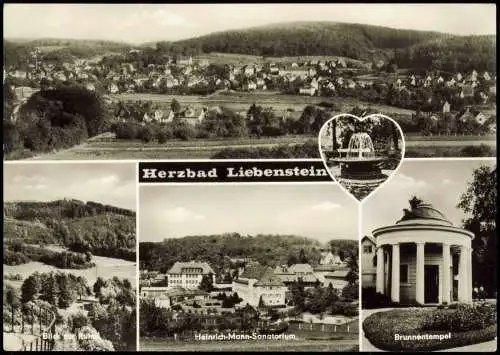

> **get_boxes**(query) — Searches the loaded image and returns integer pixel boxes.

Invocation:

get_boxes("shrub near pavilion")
[363,303,497,351]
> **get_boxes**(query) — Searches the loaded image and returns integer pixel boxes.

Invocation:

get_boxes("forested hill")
[172,21,495,71]
[139,233,358,273]
[3,38,131,68]
[4,199,136,261]
[173,21,445,60]
[4,199,135,219]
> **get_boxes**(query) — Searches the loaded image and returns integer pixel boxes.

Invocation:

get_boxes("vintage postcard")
[2,3,497,353]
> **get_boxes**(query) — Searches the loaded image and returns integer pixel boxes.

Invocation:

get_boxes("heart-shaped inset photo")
[318,113,405,202]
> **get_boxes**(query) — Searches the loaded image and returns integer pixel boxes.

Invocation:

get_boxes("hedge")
[363,307,497,351]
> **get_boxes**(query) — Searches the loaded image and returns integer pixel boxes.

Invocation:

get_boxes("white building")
[167,261,215,289]
[323,270,350,290]
[361,236,376,288]
[141,286,209,309]
[319,250,347,267]
[233,264,287,308]
[372,200,474,305]
[274,264,320,288]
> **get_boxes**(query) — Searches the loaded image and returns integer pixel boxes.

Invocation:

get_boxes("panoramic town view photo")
[138,184,359,352]
[3,3,496,160]
[3,163,137,351]
[360,159,497,352]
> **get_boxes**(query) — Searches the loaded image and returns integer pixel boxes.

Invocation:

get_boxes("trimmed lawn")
[140,337,358,352]
[363,308,497,352]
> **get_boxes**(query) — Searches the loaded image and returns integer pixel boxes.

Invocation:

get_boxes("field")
[26,132,496,160]
[140,337,358,352]
[195,52,365,67]
[3,254,136,288]
[111,91,416,116]
[13,91,496,160]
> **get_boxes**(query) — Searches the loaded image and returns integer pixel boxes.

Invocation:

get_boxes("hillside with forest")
[171,22,441,60]
[139,233,357,274]
[169,22,493,70]
[3,39,131,69]
[5,21,495,73]
[3,199,136,264]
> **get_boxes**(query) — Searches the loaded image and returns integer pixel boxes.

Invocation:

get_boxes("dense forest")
[173,22,443,60]
[3,200,136,262]
[139,233,357,274]
[3,82,110,158]
[3,39,131,69]
[171,22,495,72]
[393,35,496,73]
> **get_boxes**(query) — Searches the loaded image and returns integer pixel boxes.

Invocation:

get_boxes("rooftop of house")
[239,264,286,287]
[288,263,314,274]
[167,261,215,275]
[324,270,350,279]
[314,264,349,272]
[362,235,376,245]
[254,267,286,287]
[239,263,267,280]
[278,274,318,283]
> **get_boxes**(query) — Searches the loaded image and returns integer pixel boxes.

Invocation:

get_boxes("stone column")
[467,247,473,303]
[442,243,451,304]
[391,243,400,303]
[458,245,468,303]
[376,246,385,294]
[415,242,425,305]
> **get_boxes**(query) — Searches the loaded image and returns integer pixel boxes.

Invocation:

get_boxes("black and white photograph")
[2,3,496,161]
[138,184,359,352]
[3,163,137,351]
[360,159,497,352]
[319,114,404,201]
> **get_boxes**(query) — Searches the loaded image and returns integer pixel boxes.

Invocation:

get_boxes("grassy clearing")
[27,138,496,160]
[111,92,416,115]
[3,256,136,288]
[88,136,312,148]
[140,337,358,352]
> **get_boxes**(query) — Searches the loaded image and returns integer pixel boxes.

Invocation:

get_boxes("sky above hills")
[3,163,136,211]
[139,184,358,243]
[4,3,496,44]
[363,159,496,235]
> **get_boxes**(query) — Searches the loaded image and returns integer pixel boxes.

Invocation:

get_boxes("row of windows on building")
[169,274,201,279]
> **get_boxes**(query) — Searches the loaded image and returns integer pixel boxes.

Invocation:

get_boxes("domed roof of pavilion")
[396,200,453,226]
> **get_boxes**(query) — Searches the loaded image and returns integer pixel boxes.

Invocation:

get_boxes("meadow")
[3,254,136,288]
[111,91,416,116]
[140,337,358,352]
[26,133,496,160]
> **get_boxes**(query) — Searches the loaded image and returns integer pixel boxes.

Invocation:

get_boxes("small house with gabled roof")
[233,263,287,307]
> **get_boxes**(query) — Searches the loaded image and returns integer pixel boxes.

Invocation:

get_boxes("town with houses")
[4,47,497,135]
[139,249,354,326]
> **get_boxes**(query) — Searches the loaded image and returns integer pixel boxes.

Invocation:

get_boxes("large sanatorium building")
[362,200,474,305]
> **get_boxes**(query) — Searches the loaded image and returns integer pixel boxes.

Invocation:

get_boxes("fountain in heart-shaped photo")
[318,113,405,202]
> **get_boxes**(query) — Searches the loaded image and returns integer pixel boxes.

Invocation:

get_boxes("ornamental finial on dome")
[402,196,424,219]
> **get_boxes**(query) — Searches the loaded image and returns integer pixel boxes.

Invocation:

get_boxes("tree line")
[4,241,94,269]
[139,233,337,275]
[4,200,136,262]
[112,101,331,143]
